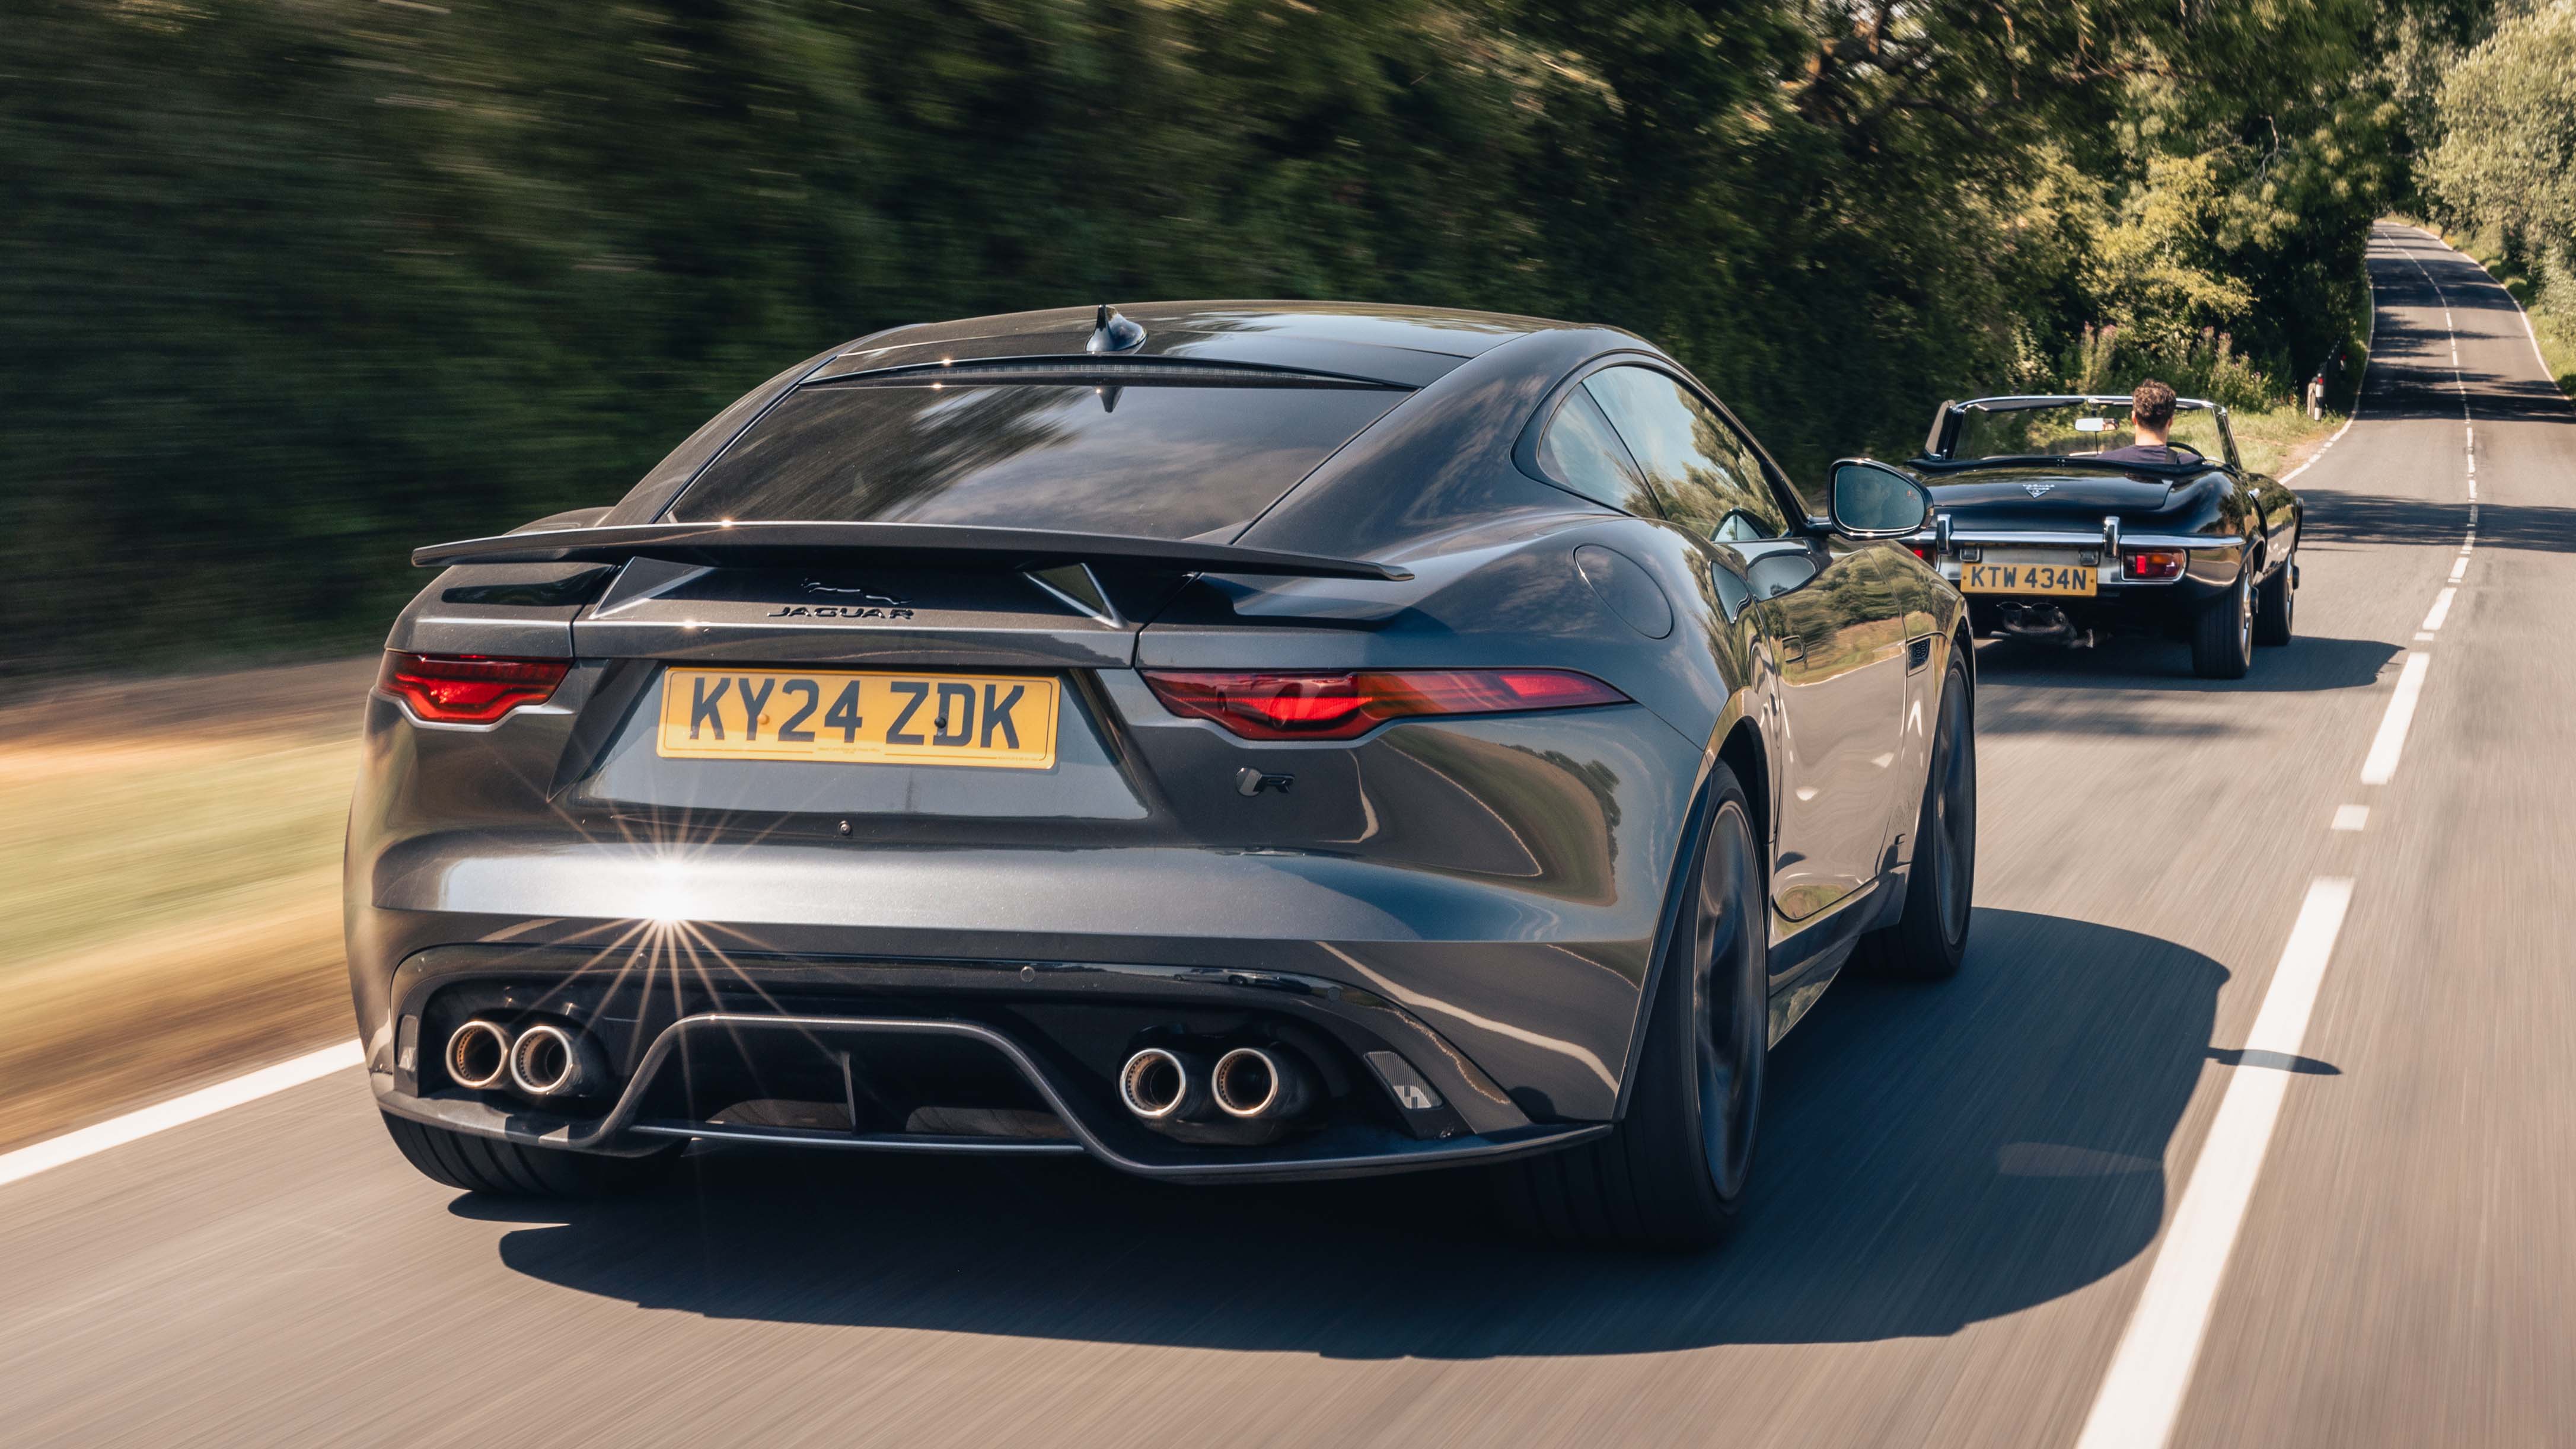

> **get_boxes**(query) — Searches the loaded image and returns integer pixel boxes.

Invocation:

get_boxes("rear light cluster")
[2122,550,2185,581]
[378,652,569,724]
[1142,668,1626,742]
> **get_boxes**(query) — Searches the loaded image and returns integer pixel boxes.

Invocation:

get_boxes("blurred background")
[2,0,2569,1144]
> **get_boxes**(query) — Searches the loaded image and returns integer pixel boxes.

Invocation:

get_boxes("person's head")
[2131,379,2178,443]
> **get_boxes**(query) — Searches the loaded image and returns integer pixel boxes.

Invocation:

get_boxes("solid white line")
[2330,804,2369,832]
[2074,877,2357,1449]
[2422,588,2456,632]
[2360,652,2432,785]
[0,1041,365,1190]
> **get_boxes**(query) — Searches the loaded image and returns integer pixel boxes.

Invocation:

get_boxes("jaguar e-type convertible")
[1894,394,2303,678]
[350,301,1977,1244]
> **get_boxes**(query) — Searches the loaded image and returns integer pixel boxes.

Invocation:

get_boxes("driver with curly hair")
[2093,379,2195,465]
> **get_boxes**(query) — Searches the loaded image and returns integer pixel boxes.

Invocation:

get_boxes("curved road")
[6,224,2571,1448]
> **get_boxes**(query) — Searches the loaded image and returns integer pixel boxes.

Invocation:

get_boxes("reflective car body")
[348,301,1971,1187]
[1894,394,2302,662]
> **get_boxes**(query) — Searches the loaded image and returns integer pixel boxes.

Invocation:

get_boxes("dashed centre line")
[2073,878,2358,1449]
[2080,230,2489,1449]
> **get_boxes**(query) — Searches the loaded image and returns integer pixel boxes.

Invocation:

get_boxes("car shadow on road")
[1972,634,2399,711]
[463,909,2231,1355]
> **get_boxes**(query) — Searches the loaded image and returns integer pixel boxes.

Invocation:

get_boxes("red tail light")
[1908,544,1936,563]
[378,652,569,724]
[1142,668,1627,741]
[2122,550,2185,580]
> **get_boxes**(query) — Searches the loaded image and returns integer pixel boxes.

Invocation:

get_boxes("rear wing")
[412,521,1413,582]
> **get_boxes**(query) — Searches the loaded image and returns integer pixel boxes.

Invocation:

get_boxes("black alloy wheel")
[1494,764,1767,1246]
[1856,652,1975,979]
[2254,555,2296,646]
[2192,567,2256,679]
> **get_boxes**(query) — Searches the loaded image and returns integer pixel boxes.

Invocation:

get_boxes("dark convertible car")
[350,301,1976,1244]
[1893,394,2303,678]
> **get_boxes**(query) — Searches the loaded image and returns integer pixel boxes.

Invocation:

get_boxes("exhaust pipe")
[506,1021,605,1100]
[445,1020,511,1091]
[1118,1047,1210,1122]
[1210,1046,1314,1122]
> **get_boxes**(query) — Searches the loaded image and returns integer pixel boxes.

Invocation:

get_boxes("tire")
[1855,653,1975,979]
[2191,567,2255,679]
[2253,555,2295,646]
[381,1111,681,1197]
[1494,765,1767,1248]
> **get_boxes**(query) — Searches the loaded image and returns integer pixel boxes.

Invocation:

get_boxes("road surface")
[5,224,2569,1448]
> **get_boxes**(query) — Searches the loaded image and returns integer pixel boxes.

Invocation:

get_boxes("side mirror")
[1828,459,1931,539]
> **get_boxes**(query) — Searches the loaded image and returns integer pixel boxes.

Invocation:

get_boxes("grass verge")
[0,657,374,1153]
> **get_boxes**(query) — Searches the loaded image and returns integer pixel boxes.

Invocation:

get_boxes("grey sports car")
[350,301,1976,1244]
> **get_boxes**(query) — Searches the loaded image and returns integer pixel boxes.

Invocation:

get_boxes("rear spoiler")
[411,521,1413,582]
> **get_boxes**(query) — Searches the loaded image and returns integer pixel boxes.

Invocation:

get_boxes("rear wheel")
[1495,765,1766,1247]
[2253,556,2296,646]
[1855,653,1975,979]
[382,1112,681,1197]
[2191,568,2255,679]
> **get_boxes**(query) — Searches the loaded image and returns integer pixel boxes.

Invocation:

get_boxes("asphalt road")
[5,224,2568,1448]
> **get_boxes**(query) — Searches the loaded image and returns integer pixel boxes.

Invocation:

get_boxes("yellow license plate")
[1962,562,2096,596]
[656,668,1059,770]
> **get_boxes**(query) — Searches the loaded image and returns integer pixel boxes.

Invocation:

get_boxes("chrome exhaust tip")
[445,1020,511,1091]
[1211,1046,1313,1121]
[1118,1048,1210,1122]
[506,1021,602,1100]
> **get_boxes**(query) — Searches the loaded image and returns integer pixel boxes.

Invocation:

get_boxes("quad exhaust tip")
[1118,1048,1210,1122]
[1211,1046,1313,1121]
[445,1020,511,1091]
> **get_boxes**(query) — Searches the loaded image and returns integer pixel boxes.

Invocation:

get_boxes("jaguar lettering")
[765,604,917,620]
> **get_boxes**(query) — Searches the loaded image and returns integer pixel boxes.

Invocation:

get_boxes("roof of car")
[812,301,1626,390]
[859,301,1595,358]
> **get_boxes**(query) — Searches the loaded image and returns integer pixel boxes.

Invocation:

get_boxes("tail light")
[378,652,569,724]
[1142,668,1627,742]
[1908,544,1936,563]
[2122,550,2185,580]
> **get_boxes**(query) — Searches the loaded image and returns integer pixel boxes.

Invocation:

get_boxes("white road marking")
[2421,588,2456,632]
[2330,805,2369,832]
[2449,556,2467,582]
[2360,652,2432,786]
[2414,631,2435,641]
[2074,877,2357,1449]
[0,1041,365,1190]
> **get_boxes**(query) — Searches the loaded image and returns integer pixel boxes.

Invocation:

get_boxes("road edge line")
[2073,876,2357,1449]
[0,1040,365,1190]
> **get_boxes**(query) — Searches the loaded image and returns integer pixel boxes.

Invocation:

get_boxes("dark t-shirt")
[2092,442,2199,467]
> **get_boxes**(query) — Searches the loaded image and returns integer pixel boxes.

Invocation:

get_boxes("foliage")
[2429,3,2576,264]
[0,0,2454,672]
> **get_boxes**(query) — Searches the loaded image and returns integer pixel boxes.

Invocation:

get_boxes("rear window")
[665,381,1407,538]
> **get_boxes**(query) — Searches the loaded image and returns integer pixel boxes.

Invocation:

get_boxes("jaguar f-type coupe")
[350,301,1977,1244]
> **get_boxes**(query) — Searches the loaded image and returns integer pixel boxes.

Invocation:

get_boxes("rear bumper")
[1921,534,2246,637]
[368,945,1605,1182]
